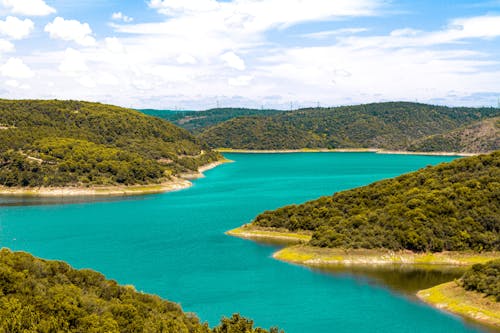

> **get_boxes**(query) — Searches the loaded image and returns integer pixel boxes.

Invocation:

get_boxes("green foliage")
[141,108,284,133]
[461,259,500,301]
[0,99,221,187]
[0,249,282,333]
[408,117,499,153]
[198,102,499,151]
[253,152,500,252]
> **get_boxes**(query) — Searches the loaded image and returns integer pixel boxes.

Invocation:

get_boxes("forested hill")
[198,102,500,152]
[0,249,282,332]
[462,259,500,301]
[408,117,499,153]
[253,151,500,252]
[141,108,284,133]
[0,99,221,187]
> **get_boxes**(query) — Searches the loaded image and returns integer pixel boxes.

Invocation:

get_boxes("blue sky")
[0,0,500,109]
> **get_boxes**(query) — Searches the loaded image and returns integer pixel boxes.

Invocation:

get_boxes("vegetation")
[198,102,499,152]
[417,281,500,328]
[0,99,221,188]
[253,151,500,252]
[462,259,500,301]
[141,108,284,133]
[0,249,282,333]
[408,117,499,153]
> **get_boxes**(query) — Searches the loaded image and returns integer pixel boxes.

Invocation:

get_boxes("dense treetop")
[461,259,500,301]
[141,108,284,133]
[0,99,220,187]
[197,102,499,152]
[253,151,500,252]
[0,249,282,333]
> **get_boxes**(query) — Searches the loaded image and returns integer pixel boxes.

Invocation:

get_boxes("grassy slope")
[198,102,500,152]
[0,99,221,188]
[417,282,500,328]
[409,117,500,153]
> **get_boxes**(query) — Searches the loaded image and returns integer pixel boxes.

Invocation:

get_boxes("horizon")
[0,1,500,109]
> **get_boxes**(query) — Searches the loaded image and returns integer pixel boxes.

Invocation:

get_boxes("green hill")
[0,248,281,333]
[462,259,500,301]
[0,99,221,188]
[408,117,500,153]
[252,151,500,252]
[140,108,284,133]
[198,102,500,152]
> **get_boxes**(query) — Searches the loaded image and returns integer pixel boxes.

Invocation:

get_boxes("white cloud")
[5,79,18,87]
[45,17,96,46]
[105,37,125,53]
[0,16,34,40]
[59,48,88,74]
[228,75,253,86]
[176,53,197,64]
[78,75,96,88]
[1,0,55,16]
[111,12,133,23]
[149,0,220,15]
[301,28,368,39]
[221,51,245,70]
[0,57,34,78]
[0,39,14,52]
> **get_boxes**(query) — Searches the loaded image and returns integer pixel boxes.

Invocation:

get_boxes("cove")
[0,152,493,333]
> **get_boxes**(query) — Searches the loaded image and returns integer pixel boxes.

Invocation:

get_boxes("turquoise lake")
[0,152,494,333]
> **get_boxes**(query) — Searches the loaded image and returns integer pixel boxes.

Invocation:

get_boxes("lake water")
[0,153,493,333]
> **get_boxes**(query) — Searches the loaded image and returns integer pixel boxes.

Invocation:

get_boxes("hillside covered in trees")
[198,102,499,152]
[253,151,500,252]
[408,117,499,153]
[0,99,221,188]
[462,259,500,301]
[0,249,281,333]
[141,108,284,133]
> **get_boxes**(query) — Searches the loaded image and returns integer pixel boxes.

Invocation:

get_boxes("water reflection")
[0,194,144,207]
[314,264,465,295]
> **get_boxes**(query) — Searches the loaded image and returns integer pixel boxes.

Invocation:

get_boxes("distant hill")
[408,117,499,153]
[198,102,500,152]
[0,249,282,333]
[140,108,284,133]
[0,99,221,188]
[253,151,500,252]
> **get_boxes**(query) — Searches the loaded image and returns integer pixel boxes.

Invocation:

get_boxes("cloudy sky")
[0,0,500,109]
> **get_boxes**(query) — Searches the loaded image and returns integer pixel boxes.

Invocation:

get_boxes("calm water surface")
[0,153,493,333]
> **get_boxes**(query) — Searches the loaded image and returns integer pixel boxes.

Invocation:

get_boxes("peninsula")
[0,99,224,196]
[228,151,500,327]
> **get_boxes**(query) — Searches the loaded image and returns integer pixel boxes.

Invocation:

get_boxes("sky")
[0,0,500,110]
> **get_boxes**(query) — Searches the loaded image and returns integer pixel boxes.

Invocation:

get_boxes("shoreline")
[226,225,312,244]
[216,148,478,157]
[0,159,229,197]
[273,245,498,267]
[417,282,500,328]
[228,225,500,328]
[227,225,499,266]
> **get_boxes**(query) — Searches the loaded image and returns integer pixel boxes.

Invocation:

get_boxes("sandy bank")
[0,159,230,197]
[227,225,498,266]
[273,245,498,267]
[417,282,500,328]
[226,225,312,244]
[216,148,478,156]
